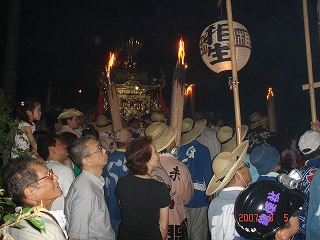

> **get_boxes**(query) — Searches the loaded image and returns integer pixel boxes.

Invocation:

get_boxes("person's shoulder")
[48,161,74,172]
[8,211,66,240]
[19,121,32,127]
[164,156,189,169]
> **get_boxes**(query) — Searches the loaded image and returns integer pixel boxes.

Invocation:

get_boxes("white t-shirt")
[46,160,75,211]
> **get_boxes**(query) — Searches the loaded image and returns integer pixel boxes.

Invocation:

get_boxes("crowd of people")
[2,97,320,240]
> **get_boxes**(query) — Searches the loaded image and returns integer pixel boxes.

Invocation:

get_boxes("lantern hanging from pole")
[199,20,251,73]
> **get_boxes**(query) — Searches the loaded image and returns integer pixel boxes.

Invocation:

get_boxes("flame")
[266,87,274,100]
[178,38,185,65]
[78,89,82,94]
[106,52,115,77]
[185,84,194,96]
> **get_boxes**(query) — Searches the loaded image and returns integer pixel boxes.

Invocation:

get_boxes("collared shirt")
[65,170,115,240]
[208,186,244,240]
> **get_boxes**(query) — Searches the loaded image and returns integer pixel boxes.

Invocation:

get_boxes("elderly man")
[65,136,115,240]
[3,156,66,239]
[37,134,75,211]
[206,140,250,240]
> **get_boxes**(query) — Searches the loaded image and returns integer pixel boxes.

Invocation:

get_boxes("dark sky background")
[1,0,320,135]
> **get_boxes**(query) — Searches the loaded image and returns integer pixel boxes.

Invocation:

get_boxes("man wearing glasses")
[3,156,67,239]
[65,136,115,240]
[206,141,251,240]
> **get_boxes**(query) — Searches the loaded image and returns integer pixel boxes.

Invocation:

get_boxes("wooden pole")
[302,0,317,126]
[267,88,277,132]
[226,0,242,145]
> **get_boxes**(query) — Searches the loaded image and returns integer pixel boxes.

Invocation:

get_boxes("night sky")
[1,0,320,135]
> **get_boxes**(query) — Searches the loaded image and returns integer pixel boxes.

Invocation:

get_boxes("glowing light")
[106,52,115,78]
[185,84,194,96]
[266,87,274,101]
[178,38,185,65]
[78,89,82,94]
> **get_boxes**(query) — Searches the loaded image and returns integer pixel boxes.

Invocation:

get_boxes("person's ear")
[26,110,33,117]
[24,186,37,202]
[82,157,91,166]
[48,145,55,154]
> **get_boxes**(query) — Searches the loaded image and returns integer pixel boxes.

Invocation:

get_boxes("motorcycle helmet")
[234,181,305,239]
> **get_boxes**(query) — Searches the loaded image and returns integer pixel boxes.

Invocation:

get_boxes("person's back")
[306,168,320,239]
[179,139,212,208]
[153,154,194,239]
[103,149,128,235]
[178,118,212,240]
[102,128,132,236]
[292,130,320,240]
[197,126,221,160]
[8,211,66,240]
[206,141,250,240]
[116,174,170,240]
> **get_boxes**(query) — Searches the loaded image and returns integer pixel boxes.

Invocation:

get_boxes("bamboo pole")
[107,83,122,131]
[226,0,242,145]
[302,0,317,126]
[170,79,185,145]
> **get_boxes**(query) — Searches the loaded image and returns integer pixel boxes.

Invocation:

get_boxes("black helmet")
[234,181,305,239]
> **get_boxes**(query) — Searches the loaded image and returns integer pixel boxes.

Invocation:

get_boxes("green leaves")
[0,205,48,237]
[28,216,46,233]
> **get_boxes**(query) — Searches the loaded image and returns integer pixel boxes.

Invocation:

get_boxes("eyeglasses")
[27,169,54,186]
[238,162,250,171]
[85,141,105,158]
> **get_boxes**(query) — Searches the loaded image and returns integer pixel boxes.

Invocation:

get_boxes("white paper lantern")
[199,20,251,73]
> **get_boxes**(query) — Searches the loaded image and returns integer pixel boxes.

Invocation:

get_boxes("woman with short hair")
[115,137,171,240]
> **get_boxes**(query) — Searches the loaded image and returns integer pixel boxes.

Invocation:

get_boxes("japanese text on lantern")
[199,22,251,66]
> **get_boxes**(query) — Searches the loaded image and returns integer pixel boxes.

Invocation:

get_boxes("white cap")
[298,130,320,155]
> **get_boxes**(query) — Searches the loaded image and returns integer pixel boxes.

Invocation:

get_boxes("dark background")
[1,0,320,135]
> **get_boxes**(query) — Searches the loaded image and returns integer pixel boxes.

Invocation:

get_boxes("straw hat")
[145,122,176,152]
[93,116,113,132]
[151,112,166,122]
[249,112,268,129]
[180,118,206,146]
[99,136,117,154]
[206,140,249,195]
[217,125,249,152]
[57,108,84,119]
[115,129,132,144]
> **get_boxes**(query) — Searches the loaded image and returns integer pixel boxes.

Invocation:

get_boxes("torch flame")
[185,84,194,96]
[178,38,185,65]
[106,52,115,78]
[266,87,274,101]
